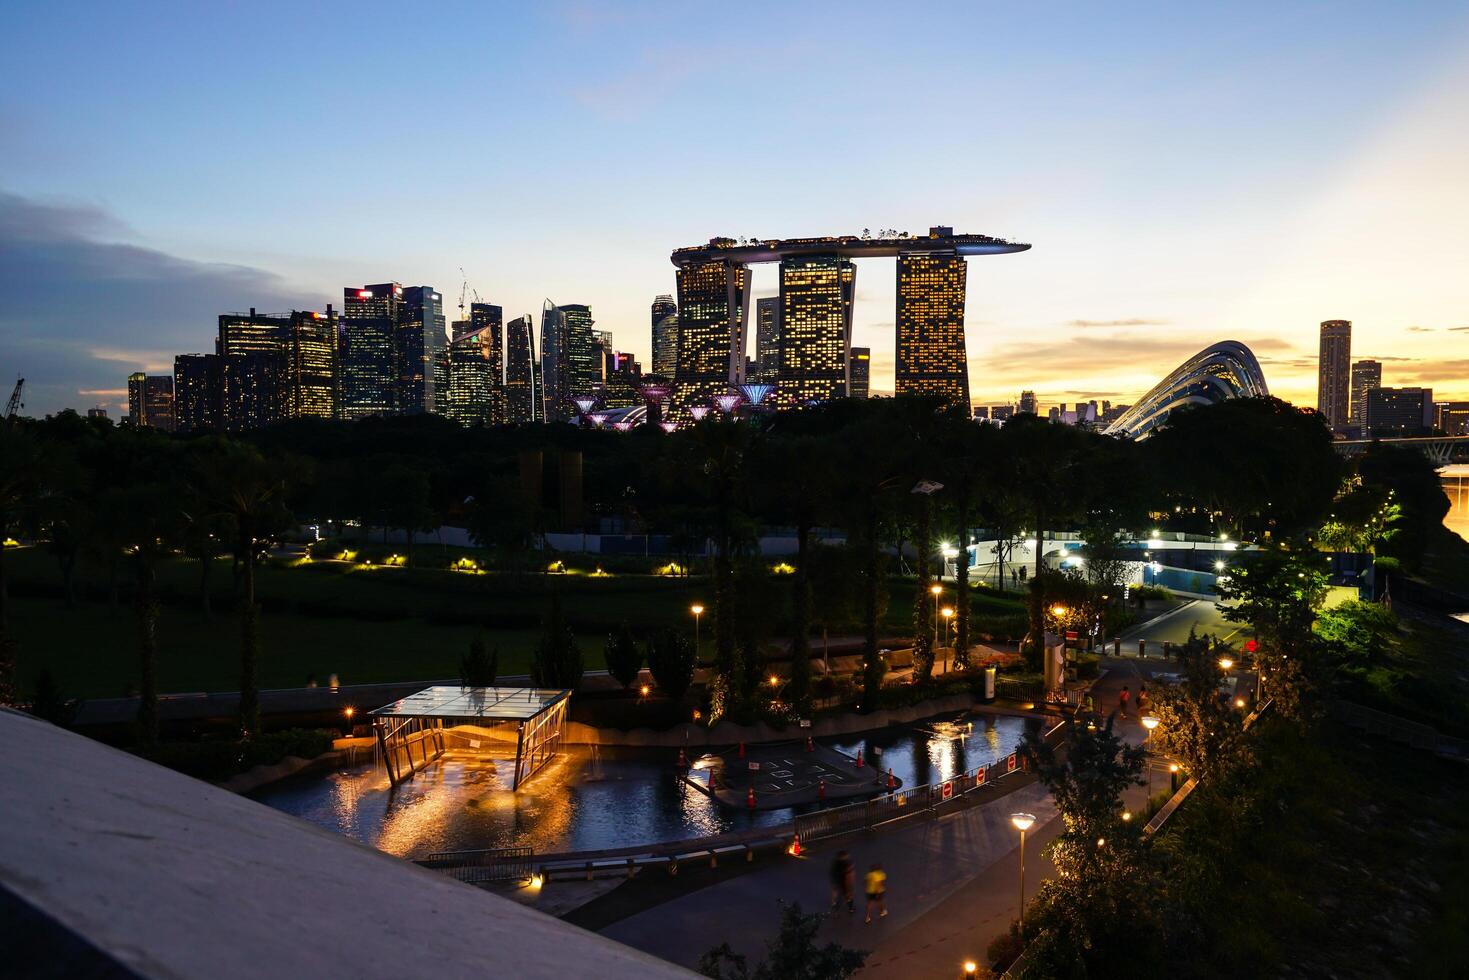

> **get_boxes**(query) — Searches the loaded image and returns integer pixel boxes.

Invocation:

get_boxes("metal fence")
[419,845,535,883]
[794,720,1065,846]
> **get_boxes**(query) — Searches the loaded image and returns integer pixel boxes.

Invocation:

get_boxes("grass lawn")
[5,545,1028,700]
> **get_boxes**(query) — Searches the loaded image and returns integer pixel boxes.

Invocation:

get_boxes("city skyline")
[4,2,1469,418]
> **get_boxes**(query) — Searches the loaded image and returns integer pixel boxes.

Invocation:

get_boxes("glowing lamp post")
[929,583,943,649]
[941,607,955,672]
[1011,812,1036,934]
[1140,714,1159,796]
[691,603,704,653]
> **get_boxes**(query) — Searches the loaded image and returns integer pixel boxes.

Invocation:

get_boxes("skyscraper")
[895,243,969,406]
[563,305,597,399]
[754,296,781,380]
[505,314,539,424]
[1350,359,1381,428]
[539,300,571,421]
[446,303,504,428]
[776,254,855,404]
[673,252,749,412]
[849,347,871,399]
[398,286,446,414]
[1317,319,1352,429]
[173,354,221,433]
[341,283,403,419]
[651,295,678,378]
[1018,391,1038,415]
[1365,387,1433,436]
[217,309,288,430]
[127,373,175,431]
[286,308,338,420]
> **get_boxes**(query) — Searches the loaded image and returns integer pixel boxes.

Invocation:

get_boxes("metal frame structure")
[370,686,572,790]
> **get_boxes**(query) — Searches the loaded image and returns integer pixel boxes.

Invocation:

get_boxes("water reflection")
[255,712,1034,858]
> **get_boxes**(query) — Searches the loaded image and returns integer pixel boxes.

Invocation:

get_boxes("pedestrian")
[1019,565,1027,584]
[1119,684,1131,717]
[1137,684,1148,714]
[864,863,888,923]
[829,849,855,913]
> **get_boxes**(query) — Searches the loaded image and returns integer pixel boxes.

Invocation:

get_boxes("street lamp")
[1011,812,1036,934]
[691,603,704,653]
[1140,715,1159,797]
[930,583,943,649]
[941,607,955,673]
[962,961,978,978]
[1218,656,1234,672]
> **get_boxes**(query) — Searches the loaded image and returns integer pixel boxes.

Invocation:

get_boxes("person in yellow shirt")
[864,863,887,923]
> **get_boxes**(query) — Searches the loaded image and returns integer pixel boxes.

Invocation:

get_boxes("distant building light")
[357,290,372,298]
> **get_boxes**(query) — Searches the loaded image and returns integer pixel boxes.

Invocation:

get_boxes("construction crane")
[4,377,23,421]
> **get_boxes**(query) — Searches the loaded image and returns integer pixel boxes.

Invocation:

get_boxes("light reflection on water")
[254,712,1033,858]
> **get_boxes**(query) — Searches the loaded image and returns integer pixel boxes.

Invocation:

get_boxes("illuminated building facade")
[217,308,289,431]
[1365,387,1434,436]
[342,283,403,419]
[673,254,749,412]
[775,254,854,404]
[849,347,871,399]
[1103,341,1269,440]
[1317,319,1352,429]
[127,373,175,431]
[505,314,539,424]
[754,296,781,379]
[445,302,504,427]
[287,308,338,419]
[399,286,446,414]
[895,248,968,406]
[539,301,572,421]
[1350,359,1381,429]
[651,295,678,377]
[1018,391,1038,415]
[173,354,222,433]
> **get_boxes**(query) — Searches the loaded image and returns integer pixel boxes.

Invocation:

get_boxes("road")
[1116,598,1246,656]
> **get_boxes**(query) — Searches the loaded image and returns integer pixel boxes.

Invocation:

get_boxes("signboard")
[1064,630,1079,642]
[975,767,986,786]
[1006,753,1018,773]
[748,762,761,771]
[941,780,954,800]
[799,719,812,728]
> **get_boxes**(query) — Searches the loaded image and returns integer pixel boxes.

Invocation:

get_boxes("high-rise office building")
[754,296,781,380]
[849,347,871,399]
[286,308,338,420]
[217,309,288,431]
[1350,359,1381,428]
[651,295,678,378]
[173,354,222,433]
[1365,387,1434,435]
[539,301,572,421]
[399,286,446,414]
[218,308,289,357]
[505,314,539,424]
[1018,391,1038,415]
[895,246,969,406]
[1436,401,1469,436]
[559,307,595,397]
[991,405,1014,421]
[673,254,749,411]
[342,283,403,419]
[776,254,855,404]
[446,307,503,428]
[1317,319,1352,429]
[127,373,175,432]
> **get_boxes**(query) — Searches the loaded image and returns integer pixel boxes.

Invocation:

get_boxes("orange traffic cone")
[789,833,801,857]
[738,741,746,758]
[818,778,827,800]
[855,748,864,769]
[746,785,757,809]
[805,736,814,752]
[887,767,896,789]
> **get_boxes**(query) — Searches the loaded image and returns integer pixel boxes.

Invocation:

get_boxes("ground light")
[1011,812,1036,934]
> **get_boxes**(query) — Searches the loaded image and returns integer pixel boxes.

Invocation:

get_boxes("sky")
[3,0,1468,418]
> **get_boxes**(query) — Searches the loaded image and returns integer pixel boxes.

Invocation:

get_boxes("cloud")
[1064,318,1171,328]
[1449,326,1469,332]
[0,190,317,417]
[1405,325,1436,333]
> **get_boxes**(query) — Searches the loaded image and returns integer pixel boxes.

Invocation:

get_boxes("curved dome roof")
[1103,340,1268,440]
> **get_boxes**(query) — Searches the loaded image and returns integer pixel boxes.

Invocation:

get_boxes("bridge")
[1332,435,1469,464]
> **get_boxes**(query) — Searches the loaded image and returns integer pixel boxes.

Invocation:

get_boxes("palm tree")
[198,441,292,738]
[107,479,181,746]
[0,424,51,706]
[939,412,997,670]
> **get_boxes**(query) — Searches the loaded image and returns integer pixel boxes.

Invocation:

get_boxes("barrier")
[420,845,534,883]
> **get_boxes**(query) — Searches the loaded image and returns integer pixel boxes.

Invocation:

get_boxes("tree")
[459,634,499,687]
[30,667,72,726]
[197,441,293,738]
[464,471,539,584]
[646,628,695,702]
[698,903,866,980]
[0,425,52,640]
[1314,599,1398,667]
[939,411,995,669]
[1147,628,1250,781]
[1016,718,1164,974]
[531,590,583,689]
[1217,546,1329,722]
[375,462,437,565]
[604,623,642,690]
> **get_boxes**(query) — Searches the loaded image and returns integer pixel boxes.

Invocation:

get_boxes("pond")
[253,711,1036,859]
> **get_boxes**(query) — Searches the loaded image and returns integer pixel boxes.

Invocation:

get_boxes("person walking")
[1137,684,1149,715]
[1118,684,1131,717]
[829,850,855,913]
[864,863,888,923]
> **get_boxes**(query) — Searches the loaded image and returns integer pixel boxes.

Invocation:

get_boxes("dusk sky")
[4,0,1468,418]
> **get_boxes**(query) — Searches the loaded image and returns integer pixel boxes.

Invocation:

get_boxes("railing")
[419,845,534,883]
[794,720,1066,846]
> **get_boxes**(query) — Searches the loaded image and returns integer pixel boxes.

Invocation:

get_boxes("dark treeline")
[0,394,1450,735]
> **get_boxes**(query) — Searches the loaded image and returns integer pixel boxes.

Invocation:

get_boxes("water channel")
[255,711,1035,858]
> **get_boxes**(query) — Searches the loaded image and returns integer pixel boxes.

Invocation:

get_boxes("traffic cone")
[806,735,814,752]
[855,748,864,768]
[746,785,757,809]
[738,741,746,758]
[887,767,896,789]
[789,833,801,857]
[818,778,827,800]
